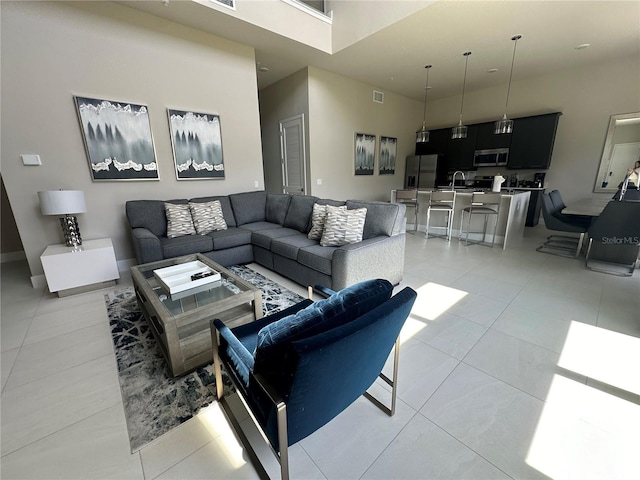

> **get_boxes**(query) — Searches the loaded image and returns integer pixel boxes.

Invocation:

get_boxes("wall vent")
[373,90,384,104]
[211,0,235,10]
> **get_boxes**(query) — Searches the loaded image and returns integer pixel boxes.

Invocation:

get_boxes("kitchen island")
[391,189,530,249]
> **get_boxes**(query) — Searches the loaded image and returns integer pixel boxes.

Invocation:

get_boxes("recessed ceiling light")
[487,68,499,73]
[258,66,269,72]
[575,43,591,50]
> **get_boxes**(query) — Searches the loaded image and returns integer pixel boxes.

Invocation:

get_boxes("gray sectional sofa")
[125,191,406,290]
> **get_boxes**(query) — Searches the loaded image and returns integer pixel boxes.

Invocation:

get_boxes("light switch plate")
[21,154,41,166]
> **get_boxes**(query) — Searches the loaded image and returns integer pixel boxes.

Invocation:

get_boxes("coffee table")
[131,254,262,377]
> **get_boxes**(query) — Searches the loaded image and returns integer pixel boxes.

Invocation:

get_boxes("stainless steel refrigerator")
[404,154,439,189]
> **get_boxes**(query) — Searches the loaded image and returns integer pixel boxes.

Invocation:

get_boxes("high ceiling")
[119,0,640,102]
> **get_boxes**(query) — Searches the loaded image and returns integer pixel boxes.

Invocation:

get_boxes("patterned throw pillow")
[189,200,228,235]
[320,206,367,246]
[308,203,346,240]
[165,203,196,238]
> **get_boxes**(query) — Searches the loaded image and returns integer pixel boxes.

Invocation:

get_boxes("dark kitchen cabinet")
[446,124,477,170]
[476,122,512,150]
[415,128,449,156]
[508,113,561,169]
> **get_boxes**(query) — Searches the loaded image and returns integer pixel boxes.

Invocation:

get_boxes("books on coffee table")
[153,260,221,298]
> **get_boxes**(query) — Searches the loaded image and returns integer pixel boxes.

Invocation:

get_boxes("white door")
[280,114,306,195]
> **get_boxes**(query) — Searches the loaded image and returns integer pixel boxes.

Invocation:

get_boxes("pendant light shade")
[452,51,471,140]
[416,65,433,143]
[494,35,522,135]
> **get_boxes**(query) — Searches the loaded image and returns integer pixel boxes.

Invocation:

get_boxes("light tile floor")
[1,226,639,479]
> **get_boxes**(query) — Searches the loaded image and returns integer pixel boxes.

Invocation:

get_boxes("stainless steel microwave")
[473,148,509,167]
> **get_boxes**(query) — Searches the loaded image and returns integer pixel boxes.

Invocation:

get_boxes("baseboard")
[1,250,26,263]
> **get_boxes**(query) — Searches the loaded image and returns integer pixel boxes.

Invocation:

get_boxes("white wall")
[307,67,422,201]
[1,1,264,279]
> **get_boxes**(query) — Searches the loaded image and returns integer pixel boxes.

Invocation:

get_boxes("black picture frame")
[355,133,376,175]
[168,109,225,180]
[74,96,158,181]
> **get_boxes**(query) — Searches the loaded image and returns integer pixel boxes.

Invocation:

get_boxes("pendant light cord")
[459,52,471,123]
[422,65,431,128]
[504,35,521,114]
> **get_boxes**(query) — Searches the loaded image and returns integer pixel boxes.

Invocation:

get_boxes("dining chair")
[395,189,419,233]
[459,192,501,247]
[426,190,456,241]
[585,200,640,275]
[536,193,587,258]
[548,189,592,228]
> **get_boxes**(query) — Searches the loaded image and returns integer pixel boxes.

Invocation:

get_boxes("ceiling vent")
[211,0,235,9]
[373,90,384,104]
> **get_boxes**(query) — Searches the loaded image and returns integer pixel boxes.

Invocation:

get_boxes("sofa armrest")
[130,227,163,264]
[332,234,405,290]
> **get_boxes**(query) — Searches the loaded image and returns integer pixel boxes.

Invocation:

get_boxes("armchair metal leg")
[211,326,224,400]
[363,336,400,417]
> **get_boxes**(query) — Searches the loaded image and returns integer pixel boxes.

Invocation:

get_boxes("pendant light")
[494,34,522,134]
[416,65,433,143]
[452,51,471,140]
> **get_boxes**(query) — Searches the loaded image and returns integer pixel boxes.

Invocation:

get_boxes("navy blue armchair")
[210,279,417,479]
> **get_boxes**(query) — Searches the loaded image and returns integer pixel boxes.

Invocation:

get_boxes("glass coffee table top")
[135,256,256,317]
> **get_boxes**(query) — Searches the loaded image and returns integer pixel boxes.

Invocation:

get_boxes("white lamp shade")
[38,190,87,215]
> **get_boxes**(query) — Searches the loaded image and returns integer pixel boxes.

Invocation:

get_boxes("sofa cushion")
[252,227,300,250]
[165,203,196,238]
[208,227,252,250]
[126,199,187,237]
[189,200,227,235]
[160,235,213,258]
[190,196,236,227]
[346,200,403,238]
[320,206,367,246]
[298,244,336,275]
[271,234,318,260]
[229,191,267,226]
[266,194,291,225]
[239,221,281,233]
[255,279,394,362]
[318,198,346,207]
[283,195,318,233]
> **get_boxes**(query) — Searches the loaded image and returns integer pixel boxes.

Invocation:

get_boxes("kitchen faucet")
[451,170,465,188]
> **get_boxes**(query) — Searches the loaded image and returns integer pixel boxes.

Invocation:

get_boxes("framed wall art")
[167,109,225,180]
[74,96,158,181]
[379,136,397,175]
[354,132,375,176]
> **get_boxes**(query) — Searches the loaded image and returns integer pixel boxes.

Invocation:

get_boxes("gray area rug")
[104,265,304,452]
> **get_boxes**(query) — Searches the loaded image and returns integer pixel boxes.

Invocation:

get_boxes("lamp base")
[59,215,82,247]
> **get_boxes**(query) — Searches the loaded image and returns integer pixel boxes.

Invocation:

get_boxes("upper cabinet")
[476,122,512,150]
[507,113,561,169]
[415,128,449,156]
[433,112,561,171]
[446,125,478,170]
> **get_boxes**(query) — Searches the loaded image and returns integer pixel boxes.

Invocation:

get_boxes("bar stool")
[426,190,456,241]
[395,189,419,233]
[459,192,501,247]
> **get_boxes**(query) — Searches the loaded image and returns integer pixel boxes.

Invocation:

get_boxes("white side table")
[40,238,120,297]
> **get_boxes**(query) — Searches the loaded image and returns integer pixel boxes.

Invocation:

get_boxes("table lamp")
[38,190,87,247]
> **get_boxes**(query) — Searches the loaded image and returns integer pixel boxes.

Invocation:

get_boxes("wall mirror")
[594,112,640,193]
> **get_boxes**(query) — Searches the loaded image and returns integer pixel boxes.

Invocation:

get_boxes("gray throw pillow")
[165,203,196,238]
[320,206,367,246]
[189,200,227,235]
